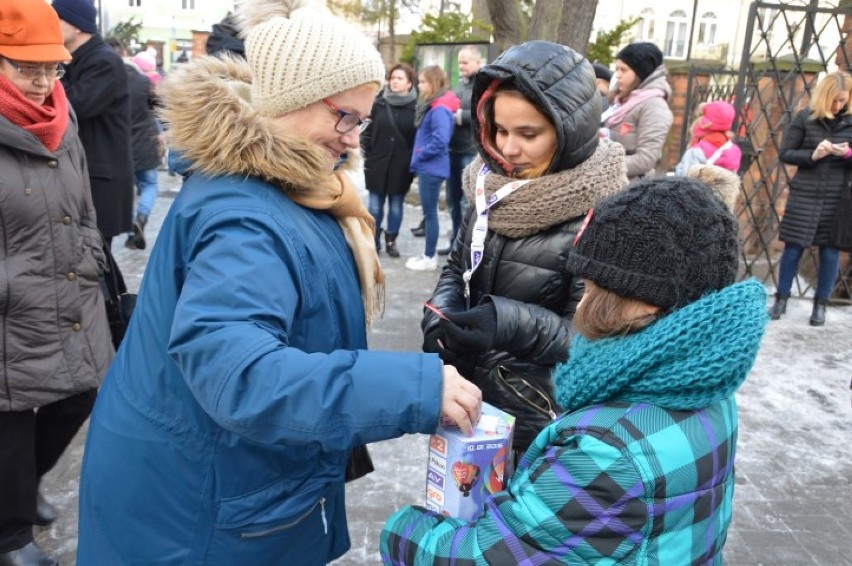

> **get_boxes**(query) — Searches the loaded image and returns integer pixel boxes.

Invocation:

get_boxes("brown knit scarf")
[463,138,628,238]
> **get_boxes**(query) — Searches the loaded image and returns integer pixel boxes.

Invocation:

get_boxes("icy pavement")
[35,170,852,565]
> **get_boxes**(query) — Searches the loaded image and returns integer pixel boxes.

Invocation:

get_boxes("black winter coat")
[362,90,416,197]
[426,210,585,451]
[62,35,134,239]
[422,42,614,453]
[779,108,852,246]
[125,64,160,172]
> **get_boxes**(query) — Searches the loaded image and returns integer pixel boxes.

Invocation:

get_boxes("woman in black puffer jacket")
[421,41,627,456]
[770,71,852,326]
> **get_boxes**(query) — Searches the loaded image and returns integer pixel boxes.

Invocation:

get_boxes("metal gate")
[683,1,852,303]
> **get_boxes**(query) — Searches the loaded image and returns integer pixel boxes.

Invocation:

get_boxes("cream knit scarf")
[463,139,628,238]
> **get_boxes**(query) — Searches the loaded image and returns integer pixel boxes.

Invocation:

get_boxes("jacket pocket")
[86,161,114,181]
[215,479,327,534]
[239,497,327,539]
[208,482,334,564]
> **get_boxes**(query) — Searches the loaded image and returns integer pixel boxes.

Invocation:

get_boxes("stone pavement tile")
[790,530,852,566]
[721,530,760,564]
[733,530,818,564]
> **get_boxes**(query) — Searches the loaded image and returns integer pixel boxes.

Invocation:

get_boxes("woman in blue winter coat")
[382,177,768,564]
[406,65,460,271]
[75,2,481,565]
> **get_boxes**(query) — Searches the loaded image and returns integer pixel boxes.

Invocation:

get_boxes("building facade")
[102,0,234,68]
[593,0,844,70]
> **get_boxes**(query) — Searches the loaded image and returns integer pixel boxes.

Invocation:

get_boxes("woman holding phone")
[770,71,852,326]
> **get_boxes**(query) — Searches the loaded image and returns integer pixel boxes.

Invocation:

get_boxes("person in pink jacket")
[676,100,742,175]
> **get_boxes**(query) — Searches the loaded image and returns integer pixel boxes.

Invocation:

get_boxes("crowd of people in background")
[0,0,848,563]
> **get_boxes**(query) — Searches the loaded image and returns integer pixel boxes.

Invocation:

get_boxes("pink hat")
[699,101,736,132]
[143,70,160,88]
[132,50,156,72]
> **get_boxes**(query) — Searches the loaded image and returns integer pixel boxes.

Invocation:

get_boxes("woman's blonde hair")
[481,86,556,179]
[809,71,852,120]
[418,65,448,100]
[574,282,658,339]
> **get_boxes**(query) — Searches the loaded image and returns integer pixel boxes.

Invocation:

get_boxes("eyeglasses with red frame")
[321,98,371,134]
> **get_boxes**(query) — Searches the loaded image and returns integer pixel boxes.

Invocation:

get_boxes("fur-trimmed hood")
[159,55,356,196]
[687,164,740,212]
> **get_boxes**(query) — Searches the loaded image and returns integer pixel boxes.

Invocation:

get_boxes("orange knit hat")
[0,0,71,62]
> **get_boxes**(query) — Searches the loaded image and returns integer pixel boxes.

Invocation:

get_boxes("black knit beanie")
[567,177,739,311]
[616,42,664,82]
[51,0,98,34]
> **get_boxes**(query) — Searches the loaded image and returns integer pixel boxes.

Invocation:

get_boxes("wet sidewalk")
[36,170,852,565]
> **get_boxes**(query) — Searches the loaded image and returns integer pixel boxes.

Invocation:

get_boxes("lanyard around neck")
[462,164,531,303]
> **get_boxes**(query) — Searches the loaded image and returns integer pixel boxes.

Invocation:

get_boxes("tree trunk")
[557,0,599,55]
[472,0,492,29]
[486,0,521,53]
[388,0,396,63]
[528,0,561,42]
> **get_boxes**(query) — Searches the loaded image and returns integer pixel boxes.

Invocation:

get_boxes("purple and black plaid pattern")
[381,399,737,565]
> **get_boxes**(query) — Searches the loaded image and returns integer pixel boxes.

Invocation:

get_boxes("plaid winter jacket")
[381,398,737,565]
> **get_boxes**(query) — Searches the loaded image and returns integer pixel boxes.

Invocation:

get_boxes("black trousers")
[0,389,97,552]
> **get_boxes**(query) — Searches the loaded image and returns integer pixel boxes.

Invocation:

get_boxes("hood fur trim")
[688,164,740,212]
[159,55,356,196]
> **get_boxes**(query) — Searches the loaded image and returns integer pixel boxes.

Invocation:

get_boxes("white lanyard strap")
[462,164,531,302]
[707,140,733,165]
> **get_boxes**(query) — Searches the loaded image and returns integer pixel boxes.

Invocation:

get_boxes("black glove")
[424,326,476,377]
[423,326,448,354]
[439,303,498,354]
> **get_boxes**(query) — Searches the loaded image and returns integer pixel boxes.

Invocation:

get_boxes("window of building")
[128,0,141,6]
[698,12,717,46]
[181,0,195,9]
[664,9,688,58]
[636,8,655,41]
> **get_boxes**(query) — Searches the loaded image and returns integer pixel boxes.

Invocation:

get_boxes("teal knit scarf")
[555,279,769,413]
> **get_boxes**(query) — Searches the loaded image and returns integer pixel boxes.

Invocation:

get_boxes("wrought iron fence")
[681,1,852,303]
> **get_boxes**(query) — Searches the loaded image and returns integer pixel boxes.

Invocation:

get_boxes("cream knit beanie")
[238,0,386,116]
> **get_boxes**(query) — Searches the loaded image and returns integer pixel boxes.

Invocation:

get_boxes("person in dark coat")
[53,0,134,244]
[440,45,483,254]
[104,38,162,251]
[421,41,628,457]
[206,12,245,58]
[0,0,112,563]
[125,49,161,250]
[362,63,416,258]
[592,62,612,112]
[769,71,852,326]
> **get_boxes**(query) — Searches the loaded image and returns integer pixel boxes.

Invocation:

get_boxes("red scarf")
[0,75,69,152]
